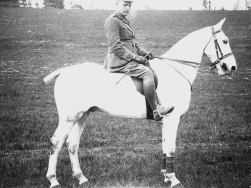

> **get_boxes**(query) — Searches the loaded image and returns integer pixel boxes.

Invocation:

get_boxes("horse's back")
[54,62,142,113]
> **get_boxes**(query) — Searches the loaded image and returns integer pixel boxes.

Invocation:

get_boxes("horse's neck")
[159,27,212,85]
[162,27,212,63]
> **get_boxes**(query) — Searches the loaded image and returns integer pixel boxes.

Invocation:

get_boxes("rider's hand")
[146,52,155,60]
[134,55,148,66]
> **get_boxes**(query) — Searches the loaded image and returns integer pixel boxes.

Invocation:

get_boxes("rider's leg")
[142,74,158,111]
[149,65,158,88]
[125,63,174,120]
[124,63,157,110]
[140,70,174,121]
[149,65,162,105]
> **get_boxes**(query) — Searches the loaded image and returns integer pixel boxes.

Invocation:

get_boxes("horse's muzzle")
[222,63,237,75]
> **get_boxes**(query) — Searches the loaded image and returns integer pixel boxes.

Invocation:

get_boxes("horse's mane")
[161,26,212,63]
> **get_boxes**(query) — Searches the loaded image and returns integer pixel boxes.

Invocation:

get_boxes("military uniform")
[104,12,148,71]
[103,8,174,121]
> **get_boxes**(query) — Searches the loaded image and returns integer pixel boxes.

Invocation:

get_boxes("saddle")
[131,77,154,120]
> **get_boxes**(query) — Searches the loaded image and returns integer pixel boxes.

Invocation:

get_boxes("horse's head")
[204,18,237,76]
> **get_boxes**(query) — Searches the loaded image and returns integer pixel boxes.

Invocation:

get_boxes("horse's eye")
[223,39,228,44]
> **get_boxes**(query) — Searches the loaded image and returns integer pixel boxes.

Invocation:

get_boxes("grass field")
[0,7,251,188]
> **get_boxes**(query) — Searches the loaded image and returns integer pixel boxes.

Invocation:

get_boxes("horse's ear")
[215,18,226,30]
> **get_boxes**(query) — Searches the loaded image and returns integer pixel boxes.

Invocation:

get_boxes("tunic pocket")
[120,26,133,40]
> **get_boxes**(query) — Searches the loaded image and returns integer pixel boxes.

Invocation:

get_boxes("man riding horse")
[104,0,174,121]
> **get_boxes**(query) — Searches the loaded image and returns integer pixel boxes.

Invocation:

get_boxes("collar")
[113,11,130,25]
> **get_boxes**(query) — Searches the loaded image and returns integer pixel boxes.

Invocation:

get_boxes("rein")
[156,26,233,89]
[157,57,200,69]
[156,56,195,89]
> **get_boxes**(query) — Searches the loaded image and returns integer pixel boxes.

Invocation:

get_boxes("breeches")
[110,61,159,110]
[109,62,158,87]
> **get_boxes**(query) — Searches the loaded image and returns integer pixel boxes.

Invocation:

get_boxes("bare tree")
[202,0,211,10]
[245,0,251,10]
[202,0,208,10]
[145,6,150,10]
[234,0,241,10]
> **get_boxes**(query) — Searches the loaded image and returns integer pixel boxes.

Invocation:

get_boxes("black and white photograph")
[0,0,250,187]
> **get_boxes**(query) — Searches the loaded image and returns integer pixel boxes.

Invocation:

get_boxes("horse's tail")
[43,68,64,85]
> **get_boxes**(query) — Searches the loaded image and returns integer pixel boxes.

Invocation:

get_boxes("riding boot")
[143,81,174,121]
[153,105,174,121]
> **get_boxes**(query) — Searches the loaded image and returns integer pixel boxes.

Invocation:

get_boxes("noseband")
[210,27,233,70]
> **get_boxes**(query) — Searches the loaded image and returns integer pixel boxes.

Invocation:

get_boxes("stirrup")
[153,105,174,121]
[158,104,174,115]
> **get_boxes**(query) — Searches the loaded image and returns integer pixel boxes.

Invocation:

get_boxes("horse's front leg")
[161,114,184,188]
[66,111,90,187]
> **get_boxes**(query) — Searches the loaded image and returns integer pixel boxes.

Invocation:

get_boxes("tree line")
[0,0,64,8]
[203,0,251,10]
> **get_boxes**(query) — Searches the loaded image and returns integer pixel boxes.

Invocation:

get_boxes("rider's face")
[116,2,132,16]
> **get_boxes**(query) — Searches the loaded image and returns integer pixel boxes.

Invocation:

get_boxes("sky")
[132,0,248,10]
[73,0,249,10]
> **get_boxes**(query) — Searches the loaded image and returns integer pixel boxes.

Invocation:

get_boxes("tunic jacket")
[104,12,147,70]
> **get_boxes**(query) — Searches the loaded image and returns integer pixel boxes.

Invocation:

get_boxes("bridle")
[209,27,233,70]
[157,26,233,89]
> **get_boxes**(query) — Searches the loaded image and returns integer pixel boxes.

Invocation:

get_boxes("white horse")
[44,18,237,188]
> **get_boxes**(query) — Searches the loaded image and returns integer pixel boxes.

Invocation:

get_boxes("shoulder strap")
[123,22,134,33]
[113,15,135,34]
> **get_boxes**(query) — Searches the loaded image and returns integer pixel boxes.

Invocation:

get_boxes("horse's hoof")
[172,183,185,188]
[51,185,61,188]
[78,181,93,188]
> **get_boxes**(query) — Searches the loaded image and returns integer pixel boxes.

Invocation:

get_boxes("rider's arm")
[134,42,147,56]
[134,43,155,60]
[105,18,136,62]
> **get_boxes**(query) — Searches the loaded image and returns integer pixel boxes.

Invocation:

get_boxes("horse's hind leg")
[46,119,75,188]
[66,111,90,186]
